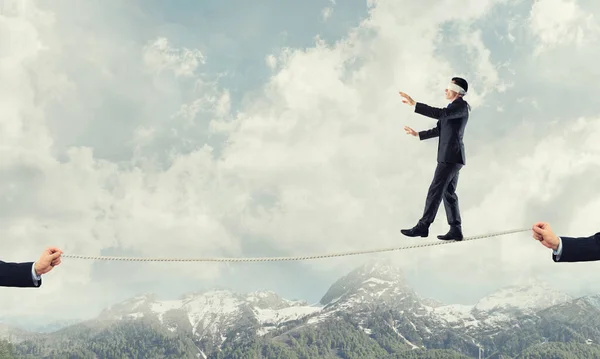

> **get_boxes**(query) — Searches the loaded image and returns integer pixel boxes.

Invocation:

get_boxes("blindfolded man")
[399,77,471,241]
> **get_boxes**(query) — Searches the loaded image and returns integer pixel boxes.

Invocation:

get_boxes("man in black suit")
[0,247,63,287]
[532,221,600,262]
[398,77,471,241]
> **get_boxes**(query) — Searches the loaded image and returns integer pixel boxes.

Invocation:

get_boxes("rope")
[60,227,530,262]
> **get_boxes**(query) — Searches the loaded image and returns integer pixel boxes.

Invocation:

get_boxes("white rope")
[60,227,530,262]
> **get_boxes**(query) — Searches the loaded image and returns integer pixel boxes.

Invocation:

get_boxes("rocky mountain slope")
[2,262,600,358]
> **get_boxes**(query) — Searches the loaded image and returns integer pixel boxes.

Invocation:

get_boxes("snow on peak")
[98,293,157,319]
[96,288,322,340]
[319,261,416,310]
[353,260,407,281]
[474,284,572,314]
[579,294,600,309]
[246,290,309,310]
[429,283,574,332]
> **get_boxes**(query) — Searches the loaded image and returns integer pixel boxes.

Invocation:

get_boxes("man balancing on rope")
[398,77,471,241]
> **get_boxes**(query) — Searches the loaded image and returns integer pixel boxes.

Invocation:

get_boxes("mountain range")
[1,261,600,358]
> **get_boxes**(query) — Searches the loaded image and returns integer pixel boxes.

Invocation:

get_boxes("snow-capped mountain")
[97,289,322,343]
[4,261,599,359]
[430,282,573,333]
[320,261,422,308]
[473,283,572,314]
[578,294,600,310]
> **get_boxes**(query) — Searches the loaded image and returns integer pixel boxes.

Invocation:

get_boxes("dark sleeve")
[414,102,444,119]
[418,122,440,140]
[554,232,600,262]
[415,101,467,120]
[0,261,40,288]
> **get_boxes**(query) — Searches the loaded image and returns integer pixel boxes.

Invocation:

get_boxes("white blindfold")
[447,83,466,95]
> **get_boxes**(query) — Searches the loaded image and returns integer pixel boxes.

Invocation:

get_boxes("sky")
[1,0,600,330]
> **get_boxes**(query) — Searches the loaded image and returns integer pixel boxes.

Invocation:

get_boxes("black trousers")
[418,162,463,227]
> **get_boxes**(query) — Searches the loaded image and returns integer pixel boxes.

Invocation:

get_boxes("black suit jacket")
[0,261,41,287]
[414,97,469,165]
[553,232,600,262]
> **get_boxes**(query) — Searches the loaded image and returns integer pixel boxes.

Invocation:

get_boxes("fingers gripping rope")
[60,228,530,263]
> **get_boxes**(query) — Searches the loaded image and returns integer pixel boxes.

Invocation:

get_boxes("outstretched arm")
[415,101,467,120]
[0,247,63,288]
[0,261,40,287]
[553,232,600,262]
[532,222,600,263]
[418,123,440,140]
[398,92,467,120]
[414,103,444,119]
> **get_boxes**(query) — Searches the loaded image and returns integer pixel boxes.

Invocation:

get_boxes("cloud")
[143,37,205,77]
[322,8,334,21]
[2,0,600,328]
[529,0,599,52]
[524,0,600,87]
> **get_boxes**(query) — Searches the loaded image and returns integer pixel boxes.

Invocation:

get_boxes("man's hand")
[404,126,418,137]
[34,247,63,276]
[399,91,416,106]
[532,222,560,251]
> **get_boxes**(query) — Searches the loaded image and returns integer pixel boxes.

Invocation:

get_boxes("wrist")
[34,262,41,276]
[552,236,560,251]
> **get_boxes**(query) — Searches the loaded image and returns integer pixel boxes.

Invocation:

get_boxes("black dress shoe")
[437,226,463,241]
[401,224,429,237]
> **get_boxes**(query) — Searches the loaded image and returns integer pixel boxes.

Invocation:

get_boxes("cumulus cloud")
[1,0,600,327]
[529,0,599,52]
[524,0,600,87]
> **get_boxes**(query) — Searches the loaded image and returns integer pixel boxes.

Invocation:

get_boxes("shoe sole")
[401,231,428,238]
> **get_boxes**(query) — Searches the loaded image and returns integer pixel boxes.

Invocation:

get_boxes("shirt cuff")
[553,237,563,258]
[31,262,41,285]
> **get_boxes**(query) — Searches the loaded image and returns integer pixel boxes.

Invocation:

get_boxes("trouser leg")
[418,162,460,227]
[442,164,462,227]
